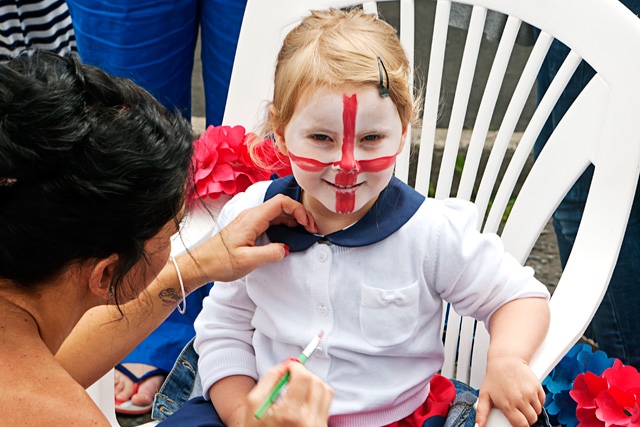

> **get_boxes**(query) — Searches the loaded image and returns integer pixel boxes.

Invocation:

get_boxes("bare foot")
[114,363,166,407]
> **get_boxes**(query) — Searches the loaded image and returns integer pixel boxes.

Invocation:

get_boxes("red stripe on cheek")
[336,155,396,186]
[288,152,331,171]
[359,155,397,172]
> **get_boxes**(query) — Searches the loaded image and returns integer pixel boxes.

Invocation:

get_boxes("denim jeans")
[534,2,640,368]
[152,338,202,422]
[446,380,550,427]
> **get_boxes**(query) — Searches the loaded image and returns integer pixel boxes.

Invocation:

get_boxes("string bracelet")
[169,255,187,314]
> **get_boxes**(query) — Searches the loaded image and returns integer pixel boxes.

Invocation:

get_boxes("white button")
[317,304,328,316]
[318,251,328,262]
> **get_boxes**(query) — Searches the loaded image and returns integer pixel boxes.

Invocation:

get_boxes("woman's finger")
[278,360,313,404]
[248,363,289,405]
[305,371,334,418]
[258,194,317,233]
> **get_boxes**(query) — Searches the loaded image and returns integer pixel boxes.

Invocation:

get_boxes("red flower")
[191,125,272,201]
[571,360,640,427]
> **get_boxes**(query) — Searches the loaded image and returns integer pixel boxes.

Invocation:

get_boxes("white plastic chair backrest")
[224,0,640,426]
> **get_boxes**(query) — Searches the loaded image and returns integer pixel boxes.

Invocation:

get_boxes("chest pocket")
[359,281,420,347]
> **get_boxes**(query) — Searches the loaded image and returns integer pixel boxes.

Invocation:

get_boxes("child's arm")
[209,375,257,425]
[210,361,333,427]
[475,297,550,427]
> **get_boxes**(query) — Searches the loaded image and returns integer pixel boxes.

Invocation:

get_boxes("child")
[163,8,550,427]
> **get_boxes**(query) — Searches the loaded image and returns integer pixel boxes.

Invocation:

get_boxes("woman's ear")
[88,254,119,300]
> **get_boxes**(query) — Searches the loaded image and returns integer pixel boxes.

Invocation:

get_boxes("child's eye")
[360,135,385,147]
[362,134,382,142]
[311,134,332,142]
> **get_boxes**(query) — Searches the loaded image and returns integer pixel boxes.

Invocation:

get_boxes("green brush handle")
[254,371,291,419]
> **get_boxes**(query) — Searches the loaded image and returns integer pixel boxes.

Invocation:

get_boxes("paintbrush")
[254,330,324,419]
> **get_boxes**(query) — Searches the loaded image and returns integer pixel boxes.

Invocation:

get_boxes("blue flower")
[542,343,615,427]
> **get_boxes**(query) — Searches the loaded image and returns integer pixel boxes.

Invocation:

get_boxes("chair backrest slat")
[475,31,553,233]
[415,0,451,196]
[484,47,582,241]
[395,0,416,183]
[456,16,519,207]
[435,6,487,200]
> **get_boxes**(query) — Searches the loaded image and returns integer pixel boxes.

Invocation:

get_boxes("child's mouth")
[327,180,362,190]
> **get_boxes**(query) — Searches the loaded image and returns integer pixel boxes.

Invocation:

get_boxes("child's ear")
[270,105,289,155]
[274,128,288,155]
[396,124,409,155]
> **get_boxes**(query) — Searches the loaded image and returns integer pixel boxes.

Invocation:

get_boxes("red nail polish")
[286,357,301,363]
[283,245,290,257]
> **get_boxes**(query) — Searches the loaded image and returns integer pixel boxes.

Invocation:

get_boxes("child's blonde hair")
[265,7,414,136]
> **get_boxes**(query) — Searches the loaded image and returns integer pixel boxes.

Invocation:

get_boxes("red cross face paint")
[281,85,406,221]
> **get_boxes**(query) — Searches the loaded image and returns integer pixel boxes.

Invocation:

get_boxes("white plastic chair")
[91,0,640,425]
[223,0,640,426]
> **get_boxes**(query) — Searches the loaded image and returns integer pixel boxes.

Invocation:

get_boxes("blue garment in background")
[66,0,246,126]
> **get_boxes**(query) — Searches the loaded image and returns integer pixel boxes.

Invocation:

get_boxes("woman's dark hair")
[0,50,194,299]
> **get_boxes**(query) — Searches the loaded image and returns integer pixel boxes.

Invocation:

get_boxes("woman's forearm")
[55,253,210,388]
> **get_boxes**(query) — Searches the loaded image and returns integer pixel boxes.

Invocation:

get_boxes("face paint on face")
[283,85,405,219]
[288,93,399,214]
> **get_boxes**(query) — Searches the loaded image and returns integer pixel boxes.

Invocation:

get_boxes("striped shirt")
[0,0,76,61]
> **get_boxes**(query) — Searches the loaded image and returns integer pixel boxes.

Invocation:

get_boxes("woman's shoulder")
[0,338,108,425]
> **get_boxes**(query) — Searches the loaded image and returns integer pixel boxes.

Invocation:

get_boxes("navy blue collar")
[264,175,425,252]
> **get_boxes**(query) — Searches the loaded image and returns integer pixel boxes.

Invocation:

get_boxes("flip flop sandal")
[114,364,168,415]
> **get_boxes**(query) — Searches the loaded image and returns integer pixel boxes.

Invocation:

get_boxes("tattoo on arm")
[159,288,191,306]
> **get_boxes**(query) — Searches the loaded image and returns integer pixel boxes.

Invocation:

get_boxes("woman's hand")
[181,194,317,286]
[244,359,334,427]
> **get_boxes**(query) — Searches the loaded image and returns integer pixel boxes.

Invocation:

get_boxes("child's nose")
[336,149,359,172]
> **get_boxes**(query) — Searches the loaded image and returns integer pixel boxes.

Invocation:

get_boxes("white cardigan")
[194,176,549,427]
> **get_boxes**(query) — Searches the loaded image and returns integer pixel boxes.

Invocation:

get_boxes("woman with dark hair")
[0,50,331,426]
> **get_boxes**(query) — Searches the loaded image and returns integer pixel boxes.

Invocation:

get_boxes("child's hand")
[245,359,334,427]
[475,356,545,427]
